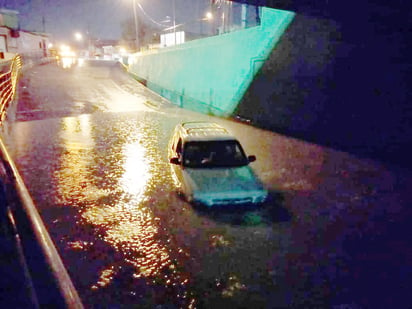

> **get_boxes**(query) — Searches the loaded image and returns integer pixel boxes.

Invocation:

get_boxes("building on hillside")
[0,8,52,60]
[155,1,262,49]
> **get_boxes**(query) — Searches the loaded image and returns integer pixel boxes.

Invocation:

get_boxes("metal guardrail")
[0,54,22,123]
[0,55,83,308]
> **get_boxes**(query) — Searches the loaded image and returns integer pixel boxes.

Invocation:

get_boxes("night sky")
[1,0,211,41]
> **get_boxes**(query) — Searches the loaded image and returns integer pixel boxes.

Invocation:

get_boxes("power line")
[136,2,170,28]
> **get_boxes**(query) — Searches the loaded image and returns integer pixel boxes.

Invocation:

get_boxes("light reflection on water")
[59,56,77,69]
[54,115,99,205]
[119,141,150,199]
[54,116,194,306]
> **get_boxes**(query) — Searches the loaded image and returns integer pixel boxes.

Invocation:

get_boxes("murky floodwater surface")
[4,60,411,308]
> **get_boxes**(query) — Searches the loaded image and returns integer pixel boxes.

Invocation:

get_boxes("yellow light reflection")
[104,217,173,279]
[80,137,177,282]
[221,275,246,298]
[92,266,115,289]
[60,115,93,148]
[78,58,85,67]
[55,115,99,206]
[61,56,75,69]
[119,141,150,198]
[53,119,193,306]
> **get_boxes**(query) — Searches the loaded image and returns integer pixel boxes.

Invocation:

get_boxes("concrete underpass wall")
[128,4,410,168]
[128,7,295,117]
[235,12,411,167]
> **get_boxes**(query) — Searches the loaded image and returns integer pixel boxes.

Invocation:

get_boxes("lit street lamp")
[74,32,85,55]
[74,32,83,41]
[205,12,213,20]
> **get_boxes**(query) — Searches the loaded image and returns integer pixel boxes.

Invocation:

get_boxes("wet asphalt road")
[2,59,412,308]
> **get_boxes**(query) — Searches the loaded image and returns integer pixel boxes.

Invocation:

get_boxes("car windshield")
[183,140,248,168]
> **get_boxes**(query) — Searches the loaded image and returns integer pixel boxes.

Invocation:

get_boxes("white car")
[168,121,268,207]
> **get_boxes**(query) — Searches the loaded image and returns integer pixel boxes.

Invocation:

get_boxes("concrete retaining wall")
[128,7,295,117]
[235,12,412,167]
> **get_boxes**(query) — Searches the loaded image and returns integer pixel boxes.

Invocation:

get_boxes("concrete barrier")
[128,7,295,117]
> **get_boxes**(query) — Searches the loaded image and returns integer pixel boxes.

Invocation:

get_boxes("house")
[0,8,52,60]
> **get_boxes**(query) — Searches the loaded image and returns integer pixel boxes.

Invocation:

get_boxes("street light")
[205,12,213,21]
[201,12,213,35]
[132,0,139,51]
[74,32,84,56]
[74,32,83,41]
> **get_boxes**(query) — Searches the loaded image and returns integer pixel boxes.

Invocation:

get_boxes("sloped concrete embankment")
[235,12,411,168]
[128,7,295,117]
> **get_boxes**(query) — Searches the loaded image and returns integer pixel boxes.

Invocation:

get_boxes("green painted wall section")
[128,7,295,117]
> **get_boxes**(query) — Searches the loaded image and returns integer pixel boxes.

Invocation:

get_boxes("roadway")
[1,59,411,308]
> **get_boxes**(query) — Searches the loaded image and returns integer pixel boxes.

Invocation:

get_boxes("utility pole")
[87,23,92,58]
[172,0,176,45]
[132,0,139,51]
[241,3,247,29]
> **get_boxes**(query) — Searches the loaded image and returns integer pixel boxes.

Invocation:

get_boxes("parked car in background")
[168,121,268,207]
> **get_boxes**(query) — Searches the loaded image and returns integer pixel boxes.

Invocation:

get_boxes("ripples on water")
[52,115,196,307]
[10,113,287,308]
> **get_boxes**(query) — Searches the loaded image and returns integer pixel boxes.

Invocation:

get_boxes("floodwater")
[2,59,411,308]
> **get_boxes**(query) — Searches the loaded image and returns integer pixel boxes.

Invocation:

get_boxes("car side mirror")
[170,157,180,165]
[248,155,256,163]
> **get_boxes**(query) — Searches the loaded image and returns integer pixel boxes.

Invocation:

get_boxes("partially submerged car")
[168,121,268,207]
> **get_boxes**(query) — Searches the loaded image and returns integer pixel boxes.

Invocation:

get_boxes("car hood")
[183,165,265,194]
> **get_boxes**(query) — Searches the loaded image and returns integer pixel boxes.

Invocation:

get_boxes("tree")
[120,15,160,51]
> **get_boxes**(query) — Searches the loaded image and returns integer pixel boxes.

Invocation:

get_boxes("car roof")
[179,121,237,142]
